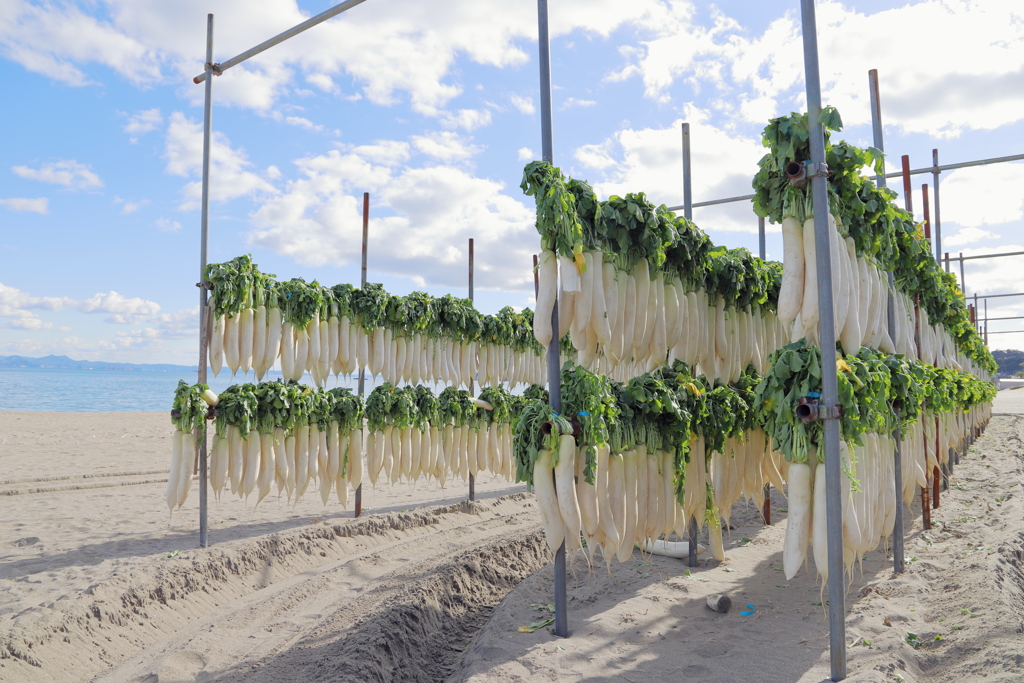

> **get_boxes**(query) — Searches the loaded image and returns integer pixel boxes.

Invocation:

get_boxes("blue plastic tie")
[578,411,590,416]
[807,392,821,398]
[741,604,756,616]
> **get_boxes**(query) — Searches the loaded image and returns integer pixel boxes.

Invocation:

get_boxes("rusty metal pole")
[915,295,931,529]
[468,238,475,502]
[902,156,914,215]
[933,149,943,264]
[922,184,931,240]
[355,191,369,518]
[959,253,966,296]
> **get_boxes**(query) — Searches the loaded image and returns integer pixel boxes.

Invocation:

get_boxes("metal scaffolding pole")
[801,1,846,678]
[537,0,567,640]
[869,67,903,575]
[196,13,215,549]
[468,238,475,502]
[355,192,369,518]
[681,121,699,568]
[932,150,943,264]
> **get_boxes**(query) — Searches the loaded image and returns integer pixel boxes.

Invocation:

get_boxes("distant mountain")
[0,355,196,372]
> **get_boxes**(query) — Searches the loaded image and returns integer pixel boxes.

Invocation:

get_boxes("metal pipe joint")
[786,160,830,187]
[796,397,842,424]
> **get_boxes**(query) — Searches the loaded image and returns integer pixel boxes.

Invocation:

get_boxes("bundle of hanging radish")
[522,163,789,385]
[513,360,788,568]
[362,383,519,489]
[753,108,994,377]
[166,380,213,514]
[198,380,365,510]
[204,258,548,389]
[754,341,993,582]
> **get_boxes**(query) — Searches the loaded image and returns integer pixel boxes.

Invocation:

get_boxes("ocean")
[0,367,354,412]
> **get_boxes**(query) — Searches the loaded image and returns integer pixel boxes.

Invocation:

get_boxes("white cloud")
[578,106,764,233]
[960,245,1024,298]
[0,283,75,319]
[7,318,58,331]
[123,108,163,142]
[518,147,536,162]
[939,164,1024,229]
[12,160,103,189]
[155,217,182,232]
[248,143,538,291]
[0,0,663,120]
[411,131,482,162]
[510,94,535,115]
[612,1,1024,137]
[78,291,161,324]
[944,227,998,248]
[0,197,48,214]
[574,143,617,170]
[560,97,596,110]
[115,197,149,214]
[440,108,493,132]
[164,112,277,210]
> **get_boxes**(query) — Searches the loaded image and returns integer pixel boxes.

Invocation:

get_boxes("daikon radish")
[293,327,308,381]
[534,249,558,347]
[273,429,287,497]
[800,218,819,328]
[573,252,595,343]
[778,216,805,324]
[783,457,813,580]
[256,432,275,506]
[294,426,310,499]
[177,431,195,508]
[341,427,359,489]
[617,449,639,562]
[534,449,565,552]
[224,313,240,374]
[253,305,268,379]
[632,260,651,355]
[285,434,297,499]
[211,435,229,499]
[265,306,283,371]
[166,430,183,513]
[210,311,224,377]
[811,460,828,582]
[577,457,600,542]
[228,425,243,495]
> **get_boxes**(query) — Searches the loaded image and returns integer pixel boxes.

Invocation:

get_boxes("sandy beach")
[1,393,1022,682]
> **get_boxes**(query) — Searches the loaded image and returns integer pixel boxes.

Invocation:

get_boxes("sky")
[2,0,1024,365]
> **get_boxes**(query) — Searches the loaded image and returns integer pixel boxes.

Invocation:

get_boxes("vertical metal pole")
[869,67,903,574]
[758,215,771,525]
[915,296,931,529]
[922,185,931,239]
[959,253,965,295]
[902,156,914,215]
[468,238,475,502]
[537,0,567,640]
[197,13,215,550]
[682,123,693,220]
[682,121,698,566]
[932,150,942,263]
[984,299,988,345]
[355,191,369,518]
[800,1,846,678]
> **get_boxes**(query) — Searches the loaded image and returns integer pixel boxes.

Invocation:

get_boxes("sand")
[0,411,531,682]
[2,393,1022,683]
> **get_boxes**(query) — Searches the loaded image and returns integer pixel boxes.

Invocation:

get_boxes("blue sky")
[3,0,1024,363]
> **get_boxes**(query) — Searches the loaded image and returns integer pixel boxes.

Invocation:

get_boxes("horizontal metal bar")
[887,152,1024,178]
[981,329,1024,335]
[665,193,755,212]
[969,292,1024,300]
[948,250,1024,263]
[979,316,1024,322]
[193,0,368,83]
[663,152,1023,216]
